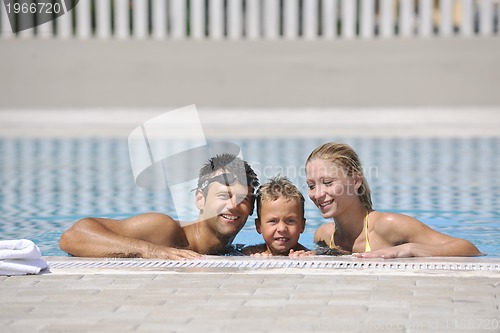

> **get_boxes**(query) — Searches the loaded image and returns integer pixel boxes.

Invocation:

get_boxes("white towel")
[0,239,48,275]
[0,259,48,276]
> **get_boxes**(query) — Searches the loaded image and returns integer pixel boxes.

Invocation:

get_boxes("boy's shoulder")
[294,243,309,251]
[241,243,268,255]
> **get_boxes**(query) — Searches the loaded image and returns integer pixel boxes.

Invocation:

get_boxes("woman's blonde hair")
[306,142,372,211]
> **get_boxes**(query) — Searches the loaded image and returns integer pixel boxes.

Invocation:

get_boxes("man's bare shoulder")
[126,212,179,225]
[123,212,186,245]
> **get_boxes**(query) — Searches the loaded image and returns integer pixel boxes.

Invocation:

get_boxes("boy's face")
[256,196,305,255]
[197,178,254,239]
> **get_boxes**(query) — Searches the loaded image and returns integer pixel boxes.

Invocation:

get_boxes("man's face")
[199,179,254,238]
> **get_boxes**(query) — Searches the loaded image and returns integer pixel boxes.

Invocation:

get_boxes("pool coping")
[43,255,500,277]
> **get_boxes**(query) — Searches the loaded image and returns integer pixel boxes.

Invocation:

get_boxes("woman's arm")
[59,213,201,259]
[353,213,483,258]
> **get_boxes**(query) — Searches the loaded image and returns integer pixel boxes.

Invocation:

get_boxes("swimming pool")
[1,137,499,257]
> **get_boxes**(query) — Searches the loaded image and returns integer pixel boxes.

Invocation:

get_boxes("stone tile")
[328,290,372,305]
[1,276,40,287]
[220,317,277,330]
[212,288,257,296]
[411,288,454,298]
[314,316,369,331]
[287,296,330,306]
[252,287,297,297]
[8,317,99,333]
[173,287,220,296]
[321,304,369,316]
[42,322,138,333]
[273,317,324,331]
[415,276,456,286]
[121,295,168,306]
[135,322,191,333]
[0,304,36,319]
[168,292,212,301]
[410,297,457,308]
[114,303,157,314]
[3,260,500,333]
[15,288,100,298]
[0,293,48,303]
[204,297,246,308]
[153,273,227,286]
[236,306,322,320]
[226,274,265,283]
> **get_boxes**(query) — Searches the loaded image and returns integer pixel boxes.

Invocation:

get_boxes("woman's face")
[306,158,360,219]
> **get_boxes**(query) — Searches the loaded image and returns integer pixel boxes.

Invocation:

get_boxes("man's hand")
[146,245,202,260]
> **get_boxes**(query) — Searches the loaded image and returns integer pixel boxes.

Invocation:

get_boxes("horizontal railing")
[1,0,499,39]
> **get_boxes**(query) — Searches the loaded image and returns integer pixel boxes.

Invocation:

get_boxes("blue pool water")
[0,137,499,257]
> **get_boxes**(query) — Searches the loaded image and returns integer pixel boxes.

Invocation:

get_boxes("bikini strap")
[330,214,371,252]
[364,211,372,252]
[329,227,335,248]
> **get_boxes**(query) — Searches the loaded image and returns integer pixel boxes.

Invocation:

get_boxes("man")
[59,154,259,259]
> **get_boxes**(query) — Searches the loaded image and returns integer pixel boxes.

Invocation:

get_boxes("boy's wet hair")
[197,153,260,196]
[256,176,305,217]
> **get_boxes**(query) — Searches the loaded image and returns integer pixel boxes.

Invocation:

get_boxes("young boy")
[242,176,310,256]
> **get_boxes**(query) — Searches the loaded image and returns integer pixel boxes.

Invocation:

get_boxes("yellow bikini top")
[329,211,371,252]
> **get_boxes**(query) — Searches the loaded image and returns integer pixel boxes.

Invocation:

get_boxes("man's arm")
[59,213,201,259]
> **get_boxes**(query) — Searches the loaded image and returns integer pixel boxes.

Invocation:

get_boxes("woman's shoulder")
[314,222,335,245]
[372,211,420,226]
[370,211,424,240]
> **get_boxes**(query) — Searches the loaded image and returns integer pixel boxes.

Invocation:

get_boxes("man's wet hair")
[197,154,260,195]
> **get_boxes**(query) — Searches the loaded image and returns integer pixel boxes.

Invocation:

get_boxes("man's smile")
[220,213,239,221]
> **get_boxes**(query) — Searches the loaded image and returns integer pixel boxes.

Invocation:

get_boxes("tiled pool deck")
[1,256,500,333]
[1,38,500,332]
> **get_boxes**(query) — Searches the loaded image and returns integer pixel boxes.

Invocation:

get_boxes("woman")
[305,142,482,258]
